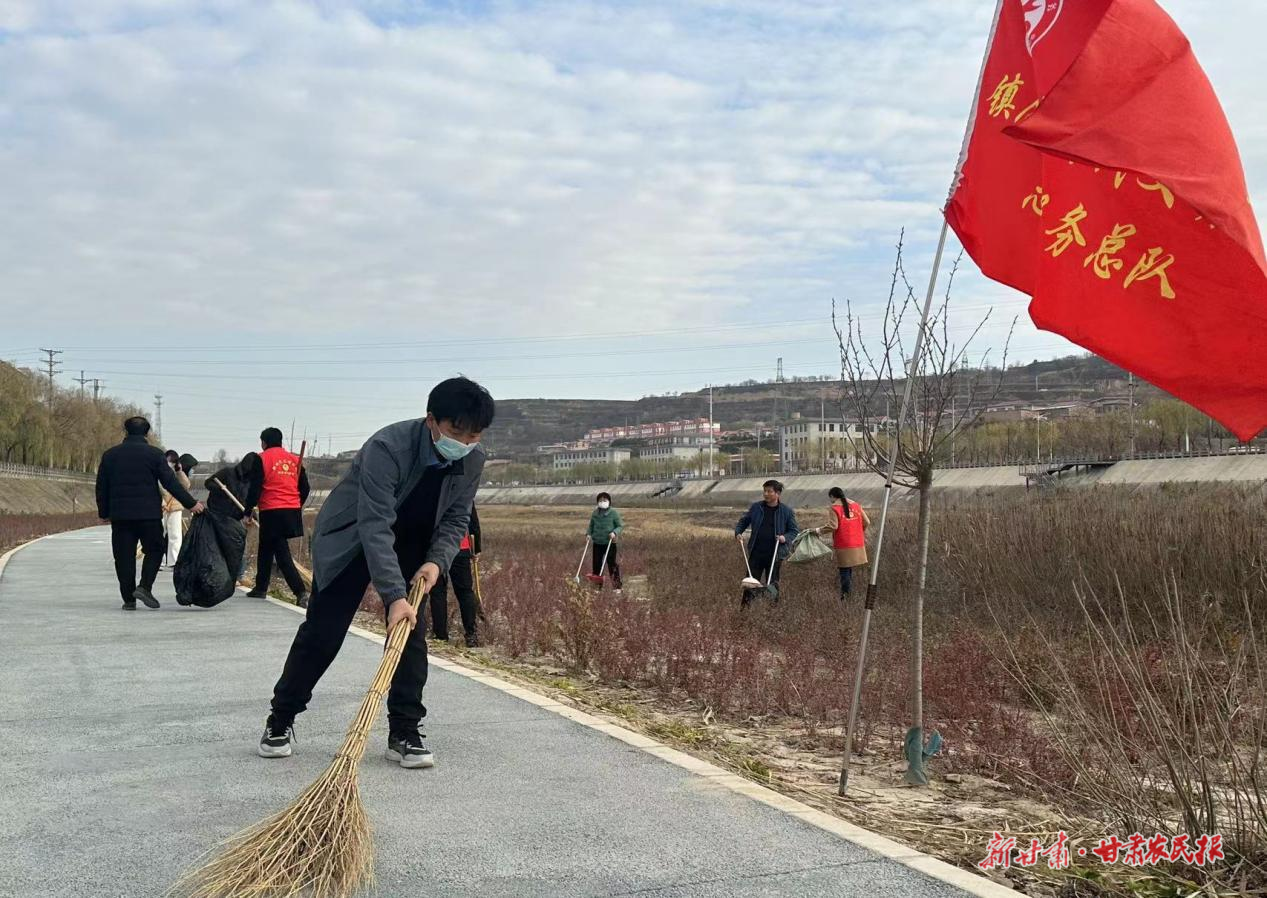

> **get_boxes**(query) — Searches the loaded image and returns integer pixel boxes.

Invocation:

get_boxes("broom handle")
[336,576,430,760]
[574,538,591,580]
[738,537,755,580]
[209,477,246,513]
[598,539,613,577]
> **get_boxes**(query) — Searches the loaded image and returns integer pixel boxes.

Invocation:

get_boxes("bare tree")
[832,231,1014,785]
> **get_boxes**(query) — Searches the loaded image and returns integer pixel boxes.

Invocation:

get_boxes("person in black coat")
[428,504,481,645]
[96,416,205,610]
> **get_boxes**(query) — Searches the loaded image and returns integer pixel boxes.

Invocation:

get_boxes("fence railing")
[0,462,95,483]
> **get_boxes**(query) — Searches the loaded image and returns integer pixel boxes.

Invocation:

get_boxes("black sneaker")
[132,586,160,609]
[258,716,294,758]
[246,590,267,599]
[295,593,310,609]
[121,600,136,611]
[386,730,434,769]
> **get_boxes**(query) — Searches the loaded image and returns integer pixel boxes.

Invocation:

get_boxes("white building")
[637,434,714,463]
[551,447,632,471]
[778,419,870,472]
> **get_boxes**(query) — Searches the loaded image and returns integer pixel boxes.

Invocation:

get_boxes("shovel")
[572,537,592,584]
[586,540,613,585]
[738,537,762,589]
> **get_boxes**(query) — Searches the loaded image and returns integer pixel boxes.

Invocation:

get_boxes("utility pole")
[1128,372,1137,456]
[74,370,90,400]
[39,348,62,410]
[154,393,164,443]
[92,379,104,405]
[39,348,62,467]
[707,384,715,477]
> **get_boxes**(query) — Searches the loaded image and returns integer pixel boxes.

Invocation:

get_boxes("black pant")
[741,548,782,606]
[111,519,165,602]
[839,566,854,597]
[271,552,428,734]
[256,517,306,597]
[591,541,622,588]
[430,552,479,642]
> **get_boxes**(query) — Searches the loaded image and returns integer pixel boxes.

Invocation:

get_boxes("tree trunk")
[905,477,934,785]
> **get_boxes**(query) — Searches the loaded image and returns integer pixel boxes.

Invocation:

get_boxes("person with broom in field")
[734,479,798,608]
[95,416,205,610]
[259,377,494,769]
[246,427,311,607]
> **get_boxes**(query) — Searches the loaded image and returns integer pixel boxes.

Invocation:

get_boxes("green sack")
[787,529,832,564]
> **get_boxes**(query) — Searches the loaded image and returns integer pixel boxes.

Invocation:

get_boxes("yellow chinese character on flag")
[1084,224,1138,279]
[1022,186,1050,217]
[988,74,1024,119]
[1137,179,1175,209]
[1124,247,1177,299]
[1044,203,1088,257]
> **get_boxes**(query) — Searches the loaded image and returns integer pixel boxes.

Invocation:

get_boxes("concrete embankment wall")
[0,478,96,514]
[477,456,1267,509]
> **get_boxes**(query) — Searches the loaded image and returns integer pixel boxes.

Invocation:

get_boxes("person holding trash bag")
[206,453,263,586]
[429,504,482,645]
[260,377,494,769]
[586,492,624,594]
[734,480,798,607]
[159,449,193,570]
[174,477,249,609]
[95,416,205,610]
[818,487,870,600]
[246,428,311,606]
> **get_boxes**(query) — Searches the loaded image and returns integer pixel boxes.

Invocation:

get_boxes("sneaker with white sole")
[386,730,434,769]
[258,716,294,758]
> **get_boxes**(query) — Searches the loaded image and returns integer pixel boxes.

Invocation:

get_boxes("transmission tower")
[154,393,164,442]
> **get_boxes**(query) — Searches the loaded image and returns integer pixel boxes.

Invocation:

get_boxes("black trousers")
[839,566,854,597]
[256,516,307,597]
[591,541,622,588]
[271,552,428,734]
[430,552,479,641]
[111,519,165,602]
[741,545,782,606]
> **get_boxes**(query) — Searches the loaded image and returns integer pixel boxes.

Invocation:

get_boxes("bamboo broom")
[171,574,430,898]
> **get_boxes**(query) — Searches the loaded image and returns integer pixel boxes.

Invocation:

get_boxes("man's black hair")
[260,427,284,448]
[124,416,151,436]
[762,479,784,493]
[428,377,496,432]
[596,492,612,503]
[165,449,179,463]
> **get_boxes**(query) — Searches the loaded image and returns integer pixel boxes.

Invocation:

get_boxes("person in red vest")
[246,427,311,606]
[820,487,870,601]
[428,504,481,646]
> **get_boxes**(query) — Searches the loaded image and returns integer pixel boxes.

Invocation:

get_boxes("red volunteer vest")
[832,502,864,550]
[259,446,301,510]
[460,533,472,552]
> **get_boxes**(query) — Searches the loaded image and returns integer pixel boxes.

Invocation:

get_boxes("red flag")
[946,0,1267,441]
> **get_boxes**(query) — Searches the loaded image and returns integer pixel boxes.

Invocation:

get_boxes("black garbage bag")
[174,510,247,608]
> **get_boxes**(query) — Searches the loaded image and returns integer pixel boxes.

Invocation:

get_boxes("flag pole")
[839,0,1006,796]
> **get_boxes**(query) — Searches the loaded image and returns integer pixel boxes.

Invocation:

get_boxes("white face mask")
[598,500,610,510]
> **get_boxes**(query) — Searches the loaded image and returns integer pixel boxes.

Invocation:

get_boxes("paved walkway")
[0,528,981,898]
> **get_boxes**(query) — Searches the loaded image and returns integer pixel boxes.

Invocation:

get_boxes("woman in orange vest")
[246,427,310,606]
[821,486,870,600]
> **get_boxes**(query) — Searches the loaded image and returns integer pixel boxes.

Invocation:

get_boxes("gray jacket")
[312,419,483,605]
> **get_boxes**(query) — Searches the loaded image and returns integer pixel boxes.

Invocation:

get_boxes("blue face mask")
[433,427,478,461]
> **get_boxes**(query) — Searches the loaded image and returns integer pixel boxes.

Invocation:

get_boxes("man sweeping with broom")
[259,377,494,769]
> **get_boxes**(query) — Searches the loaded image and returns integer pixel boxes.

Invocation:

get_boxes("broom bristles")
[173,578,427,898]
[171,756,372,898]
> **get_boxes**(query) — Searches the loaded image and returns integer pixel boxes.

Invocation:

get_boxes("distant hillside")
[482,354,1155,460]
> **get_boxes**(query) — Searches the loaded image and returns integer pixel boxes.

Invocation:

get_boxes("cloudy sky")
[2,0,1264,458]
